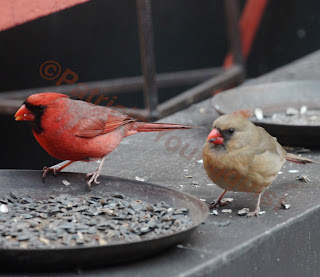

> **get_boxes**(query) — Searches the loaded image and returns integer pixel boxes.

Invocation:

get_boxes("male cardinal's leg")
[42,160,74,182]
[246,191,264,217]
[209,189,229,209]
[86,157,106,189]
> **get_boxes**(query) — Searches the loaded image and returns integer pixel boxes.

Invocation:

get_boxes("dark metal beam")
[136,0,159,119]
[0,67,222,100]
[0,66,243,119]
[158,65,244,118]
[224,0,243,65]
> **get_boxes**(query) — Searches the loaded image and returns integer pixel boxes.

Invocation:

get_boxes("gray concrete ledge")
[32,50,320,276]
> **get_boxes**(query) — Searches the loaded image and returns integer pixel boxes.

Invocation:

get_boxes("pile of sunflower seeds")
[0,192,192,249]
[253,107,320,126]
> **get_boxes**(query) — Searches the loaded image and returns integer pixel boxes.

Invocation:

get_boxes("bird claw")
[86,171,100,190]
[245,209,260,218]
[209,200,230,209]
[42,166,58,182]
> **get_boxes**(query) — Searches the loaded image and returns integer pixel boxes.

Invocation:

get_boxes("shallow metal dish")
[0,170,208,271]
[212,80,320,147]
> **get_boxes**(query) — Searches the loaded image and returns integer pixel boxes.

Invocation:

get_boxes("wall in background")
[1,0,320,169]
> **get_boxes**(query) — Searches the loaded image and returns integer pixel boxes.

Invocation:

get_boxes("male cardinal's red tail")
[134,122,195,133]
[285,153,317,164]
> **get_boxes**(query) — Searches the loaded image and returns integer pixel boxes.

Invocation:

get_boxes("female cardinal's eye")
[228,128,234,134]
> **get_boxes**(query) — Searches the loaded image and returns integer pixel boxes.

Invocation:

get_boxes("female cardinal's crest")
[231,110,253,118]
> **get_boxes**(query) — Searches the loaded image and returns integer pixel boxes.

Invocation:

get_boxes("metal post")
[136,0,159,120]
[224,0,243,65]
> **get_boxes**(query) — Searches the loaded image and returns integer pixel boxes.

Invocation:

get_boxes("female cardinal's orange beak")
[207,128,224,144]
[15,104,35,121]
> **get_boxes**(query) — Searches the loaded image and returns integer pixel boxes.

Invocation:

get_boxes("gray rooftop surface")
[33,50,320,276]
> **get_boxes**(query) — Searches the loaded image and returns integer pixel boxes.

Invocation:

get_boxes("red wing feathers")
[74,113,135,138]
[73,118,106,138]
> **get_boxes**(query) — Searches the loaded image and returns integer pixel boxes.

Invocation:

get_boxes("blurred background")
[1,0,320,169]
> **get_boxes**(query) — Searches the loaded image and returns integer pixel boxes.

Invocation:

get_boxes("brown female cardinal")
[203,111,316,217]
[15,92,194,188]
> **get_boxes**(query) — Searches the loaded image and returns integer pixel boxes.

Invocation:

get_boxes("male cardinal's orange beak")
[207,128,224,144]
[15,104,35,121]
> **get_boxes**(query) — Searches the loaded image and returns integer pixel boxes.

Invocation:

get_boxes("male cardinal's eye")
[228,128,234,134]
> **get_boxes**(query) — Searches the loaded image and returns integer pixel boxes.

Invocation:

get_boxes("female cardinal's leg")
[42,160,74,181]
[209,189,229,209]
[246,190,264,217]
[86,156,106,189]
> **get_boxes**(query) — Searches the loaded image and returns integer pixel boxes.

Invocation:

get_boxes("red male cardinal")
[15,92,194,188]
[203,111,316,217]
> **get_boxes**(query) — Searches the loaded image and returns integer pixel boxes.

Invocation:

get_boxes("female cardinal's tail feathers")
[285,153,317,164]
[133,122,196,132]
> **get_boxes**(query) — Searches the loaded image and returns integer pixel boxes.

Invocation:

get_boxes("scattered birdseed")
[238,208,249,216]
[0,204,8,213]
[209,210,218,216]
[221,209,232,214]
[288,170,299,173]
[39,237,50,245]
[218,220,231,227]
[281,202,291,210]
[221,198,233,204]
[258,211,266,215]
[0,193,192,249]
[295,174,311,183]
[98,237,108,246]
[286,107,299,116]
[10,191,18,199]
[135,176,148,182]
[206,183,214,186]
[278,171,283,175]
[199,199,206,202]
[300,105,307,114]
[185,176,192,179]
[254,108,264,120]
[62,180,70,186]
[196,160,203,164]
[256,108,320,125]
[191,181,199,187]
[199,107,206,114]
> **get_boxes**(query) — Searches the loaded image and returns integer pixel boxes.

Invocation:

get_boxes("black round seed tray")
[0,170,208,271]
[212,81,320,147]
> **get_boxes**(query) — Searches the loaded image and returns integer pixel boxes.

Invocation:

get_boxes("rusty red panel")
[0,0,90,31]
